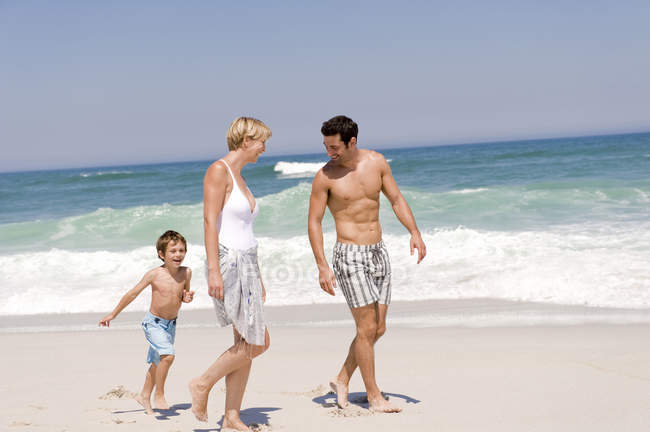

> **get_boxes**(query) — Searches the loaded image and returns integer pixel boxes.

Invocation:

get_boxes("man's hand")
[99,313,115,327]
[208,271,225,300]
[410,232,427,264]
[318,265,337,296]
[182,290,195,303]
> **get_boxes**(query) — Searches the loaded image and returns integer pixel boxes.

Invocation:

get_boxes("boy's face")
[158,240,186,268]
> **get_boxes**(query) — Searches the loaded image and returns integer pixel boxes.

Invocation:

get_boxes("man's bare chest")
[328,170,382,203]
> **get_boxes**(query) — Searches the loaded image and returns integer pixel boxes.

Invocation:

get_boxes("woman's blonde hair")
[226,117,272,151]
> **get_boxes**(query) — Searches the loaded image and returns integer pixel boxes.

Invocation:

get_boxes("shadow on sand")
[193,406,281,432]
[313,391,421,408]
[111,402,191,419]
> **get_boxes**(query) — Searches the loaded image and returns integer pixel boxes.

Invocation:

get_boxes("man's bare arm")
[307,170,336,295]
[379,155,427,263]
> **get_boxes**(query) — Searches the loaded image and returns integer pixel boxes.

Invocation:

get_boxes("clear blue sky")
[2,1,650,172]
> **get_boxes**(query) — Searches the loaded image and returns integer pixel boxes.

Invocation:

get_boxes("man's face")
[323,134,347,160]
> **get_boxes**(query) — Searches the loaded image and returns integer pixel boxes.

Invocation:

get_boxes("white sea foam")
[274,159,392,178]
[79,170,133,177]
[274,162,325,177]
[1,225,650,316]
[448,188,489,194]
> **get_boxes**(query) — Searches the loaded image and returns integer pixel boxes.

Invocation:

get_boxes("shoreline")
[2,298,650,334]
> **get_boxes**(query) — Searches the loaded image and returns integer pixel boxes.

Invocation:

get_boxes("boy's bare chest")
[151,274,185,297]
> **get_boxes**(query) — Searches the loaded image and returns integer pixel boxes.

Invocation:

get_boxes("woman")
[189,117,271,430]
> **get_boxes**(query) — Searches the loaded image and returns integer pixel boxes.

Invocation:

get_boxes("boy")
[99,230,194,414]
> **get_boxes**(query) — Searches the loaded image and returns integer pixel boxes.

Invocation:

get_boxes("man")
[308,115,426,413]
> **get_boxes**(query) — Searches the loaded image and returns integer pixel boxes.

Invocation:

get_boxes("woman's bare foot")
[223,415,251,431]
[134,393,154,415]
[329,379,349,408]
[153,393,170,410]
[188,379,209,422]
[368,397,402,413]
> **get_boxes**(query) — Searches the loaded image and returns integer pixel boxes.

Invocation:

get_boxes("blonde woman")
[190,117,271,430]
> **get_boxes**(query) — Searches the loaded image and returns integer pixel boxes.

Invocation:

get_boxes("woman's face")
[244,137,267,162]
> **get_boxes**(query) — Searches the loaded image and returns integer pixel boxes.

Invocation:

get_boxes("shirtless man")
[308,115,426,413]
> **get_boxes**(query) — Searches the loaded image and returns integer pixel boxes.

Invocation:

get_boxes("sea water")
[1,132,649,315]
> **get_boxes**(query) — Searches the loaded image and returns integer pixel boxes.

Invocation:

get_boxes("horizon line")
[2,129,649,175]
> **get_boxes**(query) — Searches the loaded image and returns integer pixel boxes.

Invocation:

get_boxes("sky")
[1,1,650,172]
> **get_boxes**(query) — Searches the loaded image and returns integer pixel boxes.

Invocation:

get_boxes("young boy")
[99,230,194,414]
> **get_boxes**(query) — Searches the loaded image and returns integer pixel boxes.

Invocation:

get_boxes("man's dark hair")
[321,115,358,147]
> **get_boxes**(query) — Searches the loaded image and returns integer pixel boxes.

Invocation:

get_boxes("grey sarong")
[210,243,266,346]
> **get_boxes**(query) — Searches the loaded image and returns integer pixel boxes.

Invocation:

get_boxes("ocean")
[1,132,649,317]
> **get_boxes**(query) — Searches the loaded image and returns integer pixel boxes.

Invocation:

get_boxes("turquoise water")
[1,132,649,314]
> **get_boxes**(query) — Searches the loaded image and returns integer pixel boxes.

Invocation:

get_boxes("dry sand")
[2,300,650,431]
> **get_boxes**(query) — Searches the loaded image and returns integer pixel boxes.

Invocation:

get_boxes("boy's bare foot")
[153,394,170,410]
[223,415,251,431]
[135,393,154,415]
[329,379,349,408]
[369,397,402,413]
[188,379,209,422]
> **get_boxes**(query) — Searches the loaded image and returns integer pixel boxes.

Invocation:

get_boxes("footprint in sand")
[9,421,33,428]
[99,385,137,400]
[249,423,273,432]
[328,406,373,418]
[281,384,330,398]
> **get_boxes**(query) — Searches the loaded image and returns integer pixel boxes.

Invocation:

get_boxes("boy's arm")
[379,154,427,264]
[182,268,194,303]
[307,170,336,295]
[99,270,154,327]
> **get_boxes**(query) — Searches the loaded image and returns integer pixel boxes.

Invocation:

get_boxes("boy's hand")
[99,314,114,327]
[183,290,195,303]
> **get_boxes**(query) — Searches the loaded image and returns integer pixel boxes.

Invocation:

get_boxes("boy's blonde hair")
[226,117,272,151]
[156,230,187,261]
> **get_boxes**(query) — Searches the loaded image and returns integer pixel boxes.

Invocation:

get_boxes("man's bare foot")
[329,379,349,408]
[134,393,154,415]
[153,393,170,410]
[368,397,402,413]
[188,379,209,422]
[223,415,251,431]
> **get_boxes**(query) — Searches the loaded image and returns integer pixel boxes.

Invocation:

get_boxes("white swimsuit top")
[217,160,259,250]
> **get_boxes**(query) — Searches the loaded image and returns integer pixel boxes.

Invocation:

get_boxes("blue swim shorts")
[141,311,176,365]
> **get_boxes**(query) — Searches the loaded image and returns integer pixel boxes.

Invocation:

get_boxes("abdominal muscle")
[332,214,383,245]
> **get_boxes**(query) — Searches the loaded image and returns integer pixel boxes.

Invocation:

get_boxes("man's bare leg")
[135,363,156,415]
[347,303,400,413]
[331,303,389,409]
[189,328,269,423]
[153,354,174,409]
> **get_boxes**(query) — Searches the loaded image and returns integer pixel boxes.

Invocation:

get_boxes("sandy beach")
[2,300,649,431]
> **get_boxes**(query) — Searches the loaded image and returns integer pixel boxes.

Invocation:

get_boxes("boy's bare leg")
[331,303,389,409]
[135,363,156,415]
[153,355,174,409]
[347,303,400,413]
[189,328,269,423]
